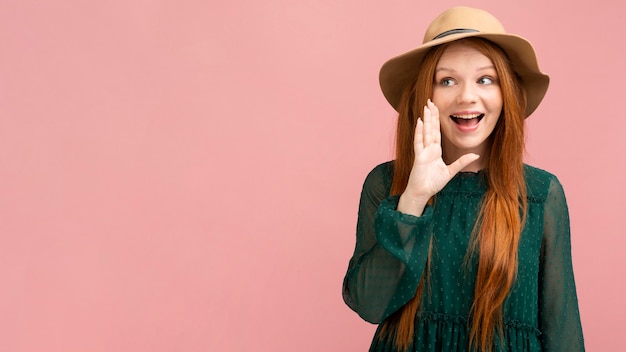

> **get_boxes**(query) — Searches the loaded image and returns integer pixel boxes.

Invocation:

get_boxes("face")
[432,42,503,163]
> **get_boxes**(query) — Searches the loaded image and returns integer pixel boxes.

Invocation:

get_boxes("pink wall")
[0,0,623,351]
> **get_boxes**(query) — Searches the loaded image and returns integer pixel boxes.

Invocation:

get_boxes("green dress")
[342,162,584,351]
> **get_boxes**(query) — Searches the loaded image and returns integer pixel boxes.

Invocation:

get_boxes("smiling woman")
[342,6,585,352]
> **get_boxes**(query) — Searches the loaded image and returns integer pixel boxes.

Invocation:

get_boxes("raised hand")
[397,100,480,216]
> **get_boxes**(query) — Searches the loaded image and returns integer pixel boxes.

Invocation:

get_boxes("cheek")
[490,91,503,112]
[431,89,447,107]
[438,113,453,134]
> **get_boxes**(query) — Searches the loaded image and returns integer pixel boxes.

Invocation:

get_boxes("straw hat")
[379,6,549,117]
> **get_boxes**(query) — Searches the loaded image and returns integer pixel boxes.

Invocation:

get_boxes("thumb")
[447,153,480,176]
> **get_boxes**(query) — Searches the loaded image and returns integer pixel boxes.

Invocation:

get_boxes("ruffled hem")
[369,312,541,352]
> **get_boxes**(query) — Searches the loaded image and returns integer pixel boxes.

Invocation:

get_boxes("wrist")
[397,193,430,217]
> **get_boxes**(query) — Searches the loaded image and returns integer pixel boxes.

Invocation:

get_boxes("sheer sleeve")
[539,176,585,351]
[342,163,433,323]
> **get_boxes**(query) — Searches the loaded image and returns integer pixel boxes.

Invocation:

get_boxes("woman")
[342,7,584,352]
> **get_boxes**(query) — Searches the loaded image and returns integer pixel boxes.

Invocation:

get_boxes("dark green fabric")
[343,162,584,351]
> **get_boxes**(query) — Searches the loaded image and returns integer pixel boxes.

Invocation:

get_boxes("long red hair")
[381,38,528,352]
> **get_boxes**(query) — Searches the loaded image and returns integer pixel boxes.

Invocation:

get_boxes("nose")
[456,83,477,104]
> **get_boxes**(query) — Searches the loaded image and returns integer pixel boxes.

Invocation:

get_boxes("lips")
[450,113,484,127]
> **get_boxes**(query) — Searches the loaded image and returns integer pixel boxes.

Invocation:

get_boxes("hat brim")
[379,32,549,117]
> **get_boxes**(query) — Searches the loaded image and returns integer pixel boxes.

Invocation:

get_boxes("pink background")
[0,0,624,351]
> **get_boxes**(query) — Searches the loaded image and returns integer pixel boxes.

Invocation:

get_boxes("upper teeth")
[451,114,481,119]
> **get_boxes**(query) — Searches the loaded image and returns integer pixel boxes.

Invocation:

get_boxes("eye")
[478,76,496,85]
[438,78,455,87]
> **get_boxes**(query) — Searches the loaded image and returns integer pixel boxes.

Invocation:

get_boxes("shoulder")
[365,161,394,181]
[524,164,564,203]
[361,161,395,199]
[524,164,557,183]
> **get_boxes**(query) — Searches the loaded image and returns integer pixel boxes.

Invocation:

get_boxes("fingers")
[447,153,480,176]
[422,106,432,147]
[423,99,442,147]
[429,100,441,145]
[416,99,442,155]
[414,118,424,155]
[424,99,435,146]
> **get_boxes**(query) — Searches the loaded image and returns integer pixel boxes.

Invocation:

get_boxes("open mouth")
[450,113,484,127]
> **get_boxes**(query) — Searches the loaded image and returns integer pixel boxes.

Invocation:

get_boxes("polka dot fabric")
[342,161,584,351]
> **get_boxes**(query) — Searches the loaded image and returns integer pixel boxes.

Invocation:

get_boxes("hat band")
[432,28,479,40]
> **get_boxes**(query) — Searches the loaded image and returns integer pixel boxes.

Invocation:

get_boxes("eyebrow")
[435,65,496,73]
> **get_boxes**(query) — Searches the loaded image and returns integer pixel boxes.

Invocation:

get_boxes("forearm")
[344,196,434,322]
